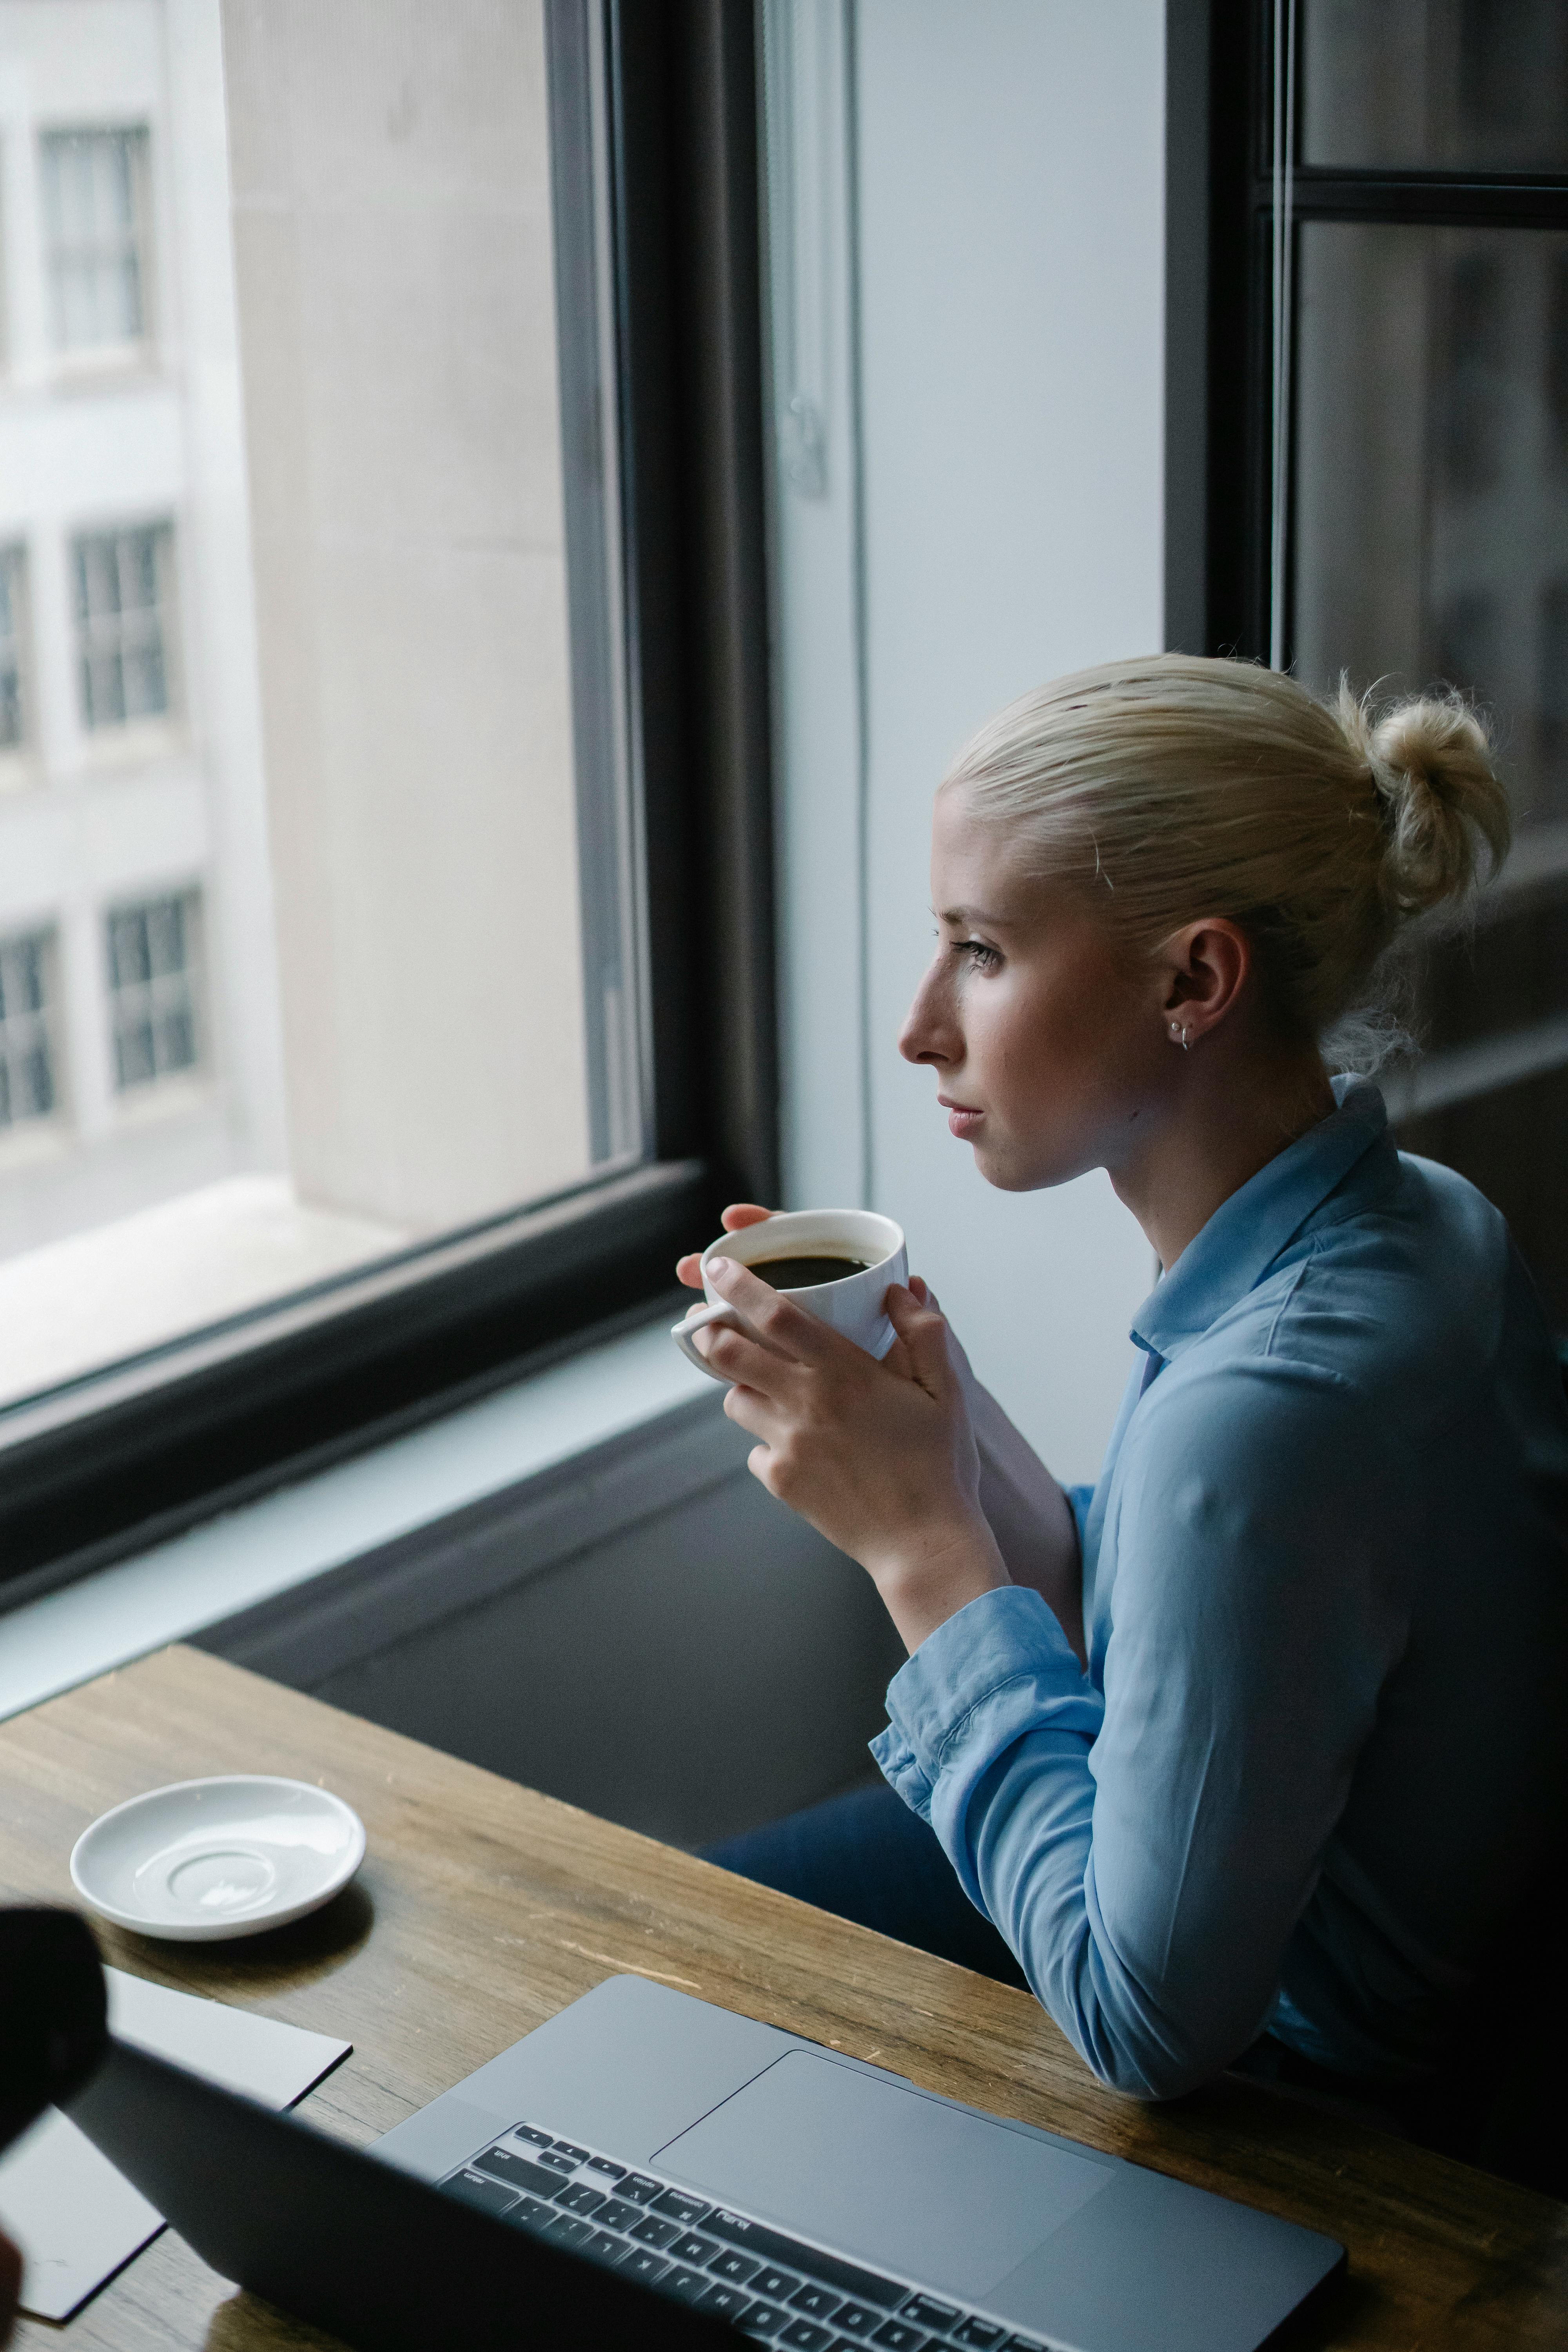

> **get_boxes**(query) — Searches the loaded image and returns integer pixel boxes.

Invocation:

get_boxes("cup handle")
[671,1299,746,1381]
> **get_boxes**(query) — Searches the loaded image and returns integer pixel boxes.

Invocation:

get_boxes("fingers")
[884,1284,955,1402]
[701,1253,835,1362]
[697,1314,800,1391]
[677,1205,774,1287]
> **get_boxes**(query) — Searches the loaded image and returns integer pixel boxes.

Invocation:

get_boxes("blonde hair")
[944,653,1511,1059]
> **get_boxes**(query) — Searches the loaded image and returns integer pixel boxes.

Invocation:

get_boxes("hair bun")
[1338,685,1511,915]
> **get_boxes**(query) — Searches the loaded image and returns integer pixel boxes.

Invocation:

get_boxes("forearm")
[873,1589,1285,2100]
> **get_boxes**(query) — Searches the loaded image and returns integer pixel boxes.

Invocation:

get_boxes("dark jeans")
[702,1782,1028,1989]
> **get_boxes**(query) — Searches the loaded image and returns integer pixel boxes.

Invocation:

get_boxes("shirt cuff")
[869,1585,1102,1824]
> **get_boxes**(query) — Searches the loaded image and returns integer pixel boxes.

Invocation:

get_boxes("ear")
[1159,918,1252,1045]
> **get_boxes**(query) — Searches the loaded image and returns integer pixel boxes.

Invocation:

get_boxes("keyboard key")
[739,2307,793,2340]
[705,2212,905,2310]
[950,2326,1004,2350]
[661,2267,715,2305]
[553,2183,608,2216]
[780,2323,835,2350]
[632,2215,682,2250]
[543,2213,595,2249]
[710,2249,763,2286]
[653,2187,713,2226]
[474,2146,566,2197]
[535,2149,579,2174]
[701,2283,761,2321]
[753,2268,803,2303]
[583,2229,626,2263]
[832,2306,881,2337]
[791,2283,846,2319]
[582,2158,627,2182]
[903,2298,961,2331]
[671,2231,721,2264]
[871,2325,929,2352]
[597,2197,644,2232]
[507,2122,554,2148]
[619,2249,673,2287]
[622,2173,665,2204]
[551,2142,592,2164]
[508,2194,554,2230]
[445,2169,519,2216]
[1001,2337,1050,2351]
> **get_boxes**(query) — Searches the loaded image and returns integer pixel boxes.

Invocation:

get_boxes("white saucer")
[70,1775,366,1942]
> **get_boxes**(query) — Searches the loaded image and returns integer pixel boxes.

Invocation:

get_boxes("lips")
[938,1095,984,1140]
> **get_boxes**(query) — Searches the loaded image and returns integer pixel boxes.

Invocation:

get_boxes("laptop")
[71,1970,1343,2352]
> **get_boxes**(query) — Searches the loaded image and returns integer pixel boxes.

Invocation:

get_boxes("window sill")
[0,1307,716,1725]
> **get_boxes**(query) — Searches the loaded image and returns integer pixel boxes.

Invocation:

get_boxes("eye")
[953,937,1002,972]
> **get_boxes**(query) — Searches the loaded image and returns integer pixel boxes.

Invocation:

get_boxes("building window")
[0,931,59,1130]
[0,546,26,750]
[73,523,174,731]
[40,127,149,355]
[107,892,201,1092]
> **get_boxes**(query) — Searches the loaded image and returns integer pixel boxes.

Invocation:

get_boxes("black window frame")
[0,0,777,1601]
[1167,0,1568,663]
[1167,0,1568,1343]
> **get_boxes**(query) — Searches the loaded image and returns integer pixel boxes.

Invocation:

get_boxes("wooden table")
[0,1647,1564,2350]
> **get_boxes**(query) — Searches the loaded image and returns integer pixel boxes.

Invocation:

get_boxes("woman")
[682,655,1568,2107]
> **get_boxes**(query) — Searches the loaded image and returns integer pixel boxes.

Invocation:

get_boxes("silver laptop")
[374,1973,1343,2352]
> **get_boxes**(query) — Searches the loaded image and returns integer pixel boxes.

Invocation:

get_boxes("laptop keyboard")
[440,2118,1056,2350]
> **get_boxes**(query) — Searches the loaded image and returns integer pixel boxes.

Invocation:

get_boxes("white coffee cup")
[671,1209,908,1383]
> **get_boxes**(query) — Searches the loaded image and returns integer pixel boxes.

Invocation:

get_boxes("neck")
[1111,1038,1336,1272]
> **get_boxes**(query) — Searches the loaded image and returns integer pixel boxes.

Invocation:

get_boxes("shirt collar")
[1131,1076,1391,1363]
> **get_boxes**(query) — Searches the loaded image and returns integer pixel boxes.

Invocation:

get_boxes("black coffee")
[747,1253,871,1291]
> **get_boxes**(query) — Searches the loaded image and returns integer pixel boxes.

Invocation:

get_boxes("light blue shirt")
[872,1079,1568,2098]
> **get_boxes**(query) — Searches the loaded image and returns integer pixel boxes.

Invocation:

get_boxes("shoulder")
[1212,1147,1516,1408]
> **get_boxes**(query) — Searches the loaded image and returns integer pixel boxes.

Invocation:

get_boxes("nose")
[898,953,955,1067]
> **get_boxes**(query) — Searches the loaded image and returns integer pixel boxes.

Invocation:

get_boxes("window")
[0,547,25,751]
[0,4,772,1588]
[107,893,201,1093]
[0,931,59,1131]
[73,524,173,731]
[40,127,149,356]
[1172,0,1568,1331]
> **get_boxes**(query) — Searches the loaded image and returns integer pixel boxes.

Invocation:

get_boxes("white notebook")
[0,1966,352,2321]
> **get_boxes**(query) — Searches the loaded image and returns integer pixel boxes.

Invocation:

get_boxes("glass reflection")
[1303,0,1568,175]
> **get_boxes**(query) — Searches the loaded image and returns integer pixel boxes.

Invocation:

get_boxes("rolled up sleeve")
[873,1361,1410,2102]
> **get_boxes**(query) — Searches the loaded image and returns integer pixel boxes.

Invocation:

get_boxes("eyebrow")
[935,904,1011,929]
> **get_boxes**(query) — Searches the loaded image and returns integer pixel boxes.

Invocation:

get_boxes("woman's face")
[898,786,1171,1192]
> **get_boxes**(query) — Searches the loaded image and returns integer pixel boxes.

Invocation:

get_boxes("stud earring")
[1169,1022,1190,1051]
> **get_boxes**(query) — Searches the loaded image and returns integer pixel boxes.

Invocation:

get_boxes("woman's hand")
[676,1202,773,1290]
[693,1254,1009,1652]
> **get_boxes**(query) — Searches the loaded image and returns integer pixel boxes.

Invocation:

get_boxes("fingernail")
[704,1255,731,1283]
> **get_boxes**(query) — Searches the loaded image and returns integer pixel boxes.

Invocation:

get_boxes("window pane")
[1293,215,1568,1318]
[73,524,172,730]
[1303,0,1568,174]
[0,1,644,1412]
[40,129,147,351]
[0,548,25,750]
[1294,222,1568,835]
[0,932,61,1132]
[1292,221,1568,1051]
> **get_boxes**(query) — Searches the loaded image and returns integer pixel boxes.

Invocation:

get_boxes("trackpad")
[653,2051,1113,2303]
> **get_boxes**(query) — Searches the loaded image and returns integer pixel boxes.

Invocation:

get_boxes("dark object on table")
[0,1907,107,2155]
